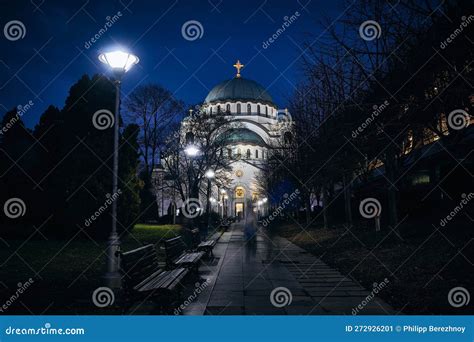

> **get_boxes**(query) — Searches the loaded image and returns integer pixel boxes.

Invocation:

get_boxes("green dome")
[220,128,266,146]
[205,78,274,105]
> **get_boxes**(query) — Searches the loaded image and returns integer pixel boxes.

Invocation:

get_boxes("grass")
[274,221,473,315]
[0,224,182,314]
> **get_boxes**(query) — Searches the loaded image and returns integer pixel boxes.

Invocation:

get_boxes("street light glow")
[99,50,139,73]
[205,170,215,178]
[184,145,200,157]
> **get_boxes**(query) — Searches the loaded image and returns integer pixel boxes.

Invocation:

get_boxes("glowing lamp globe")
[98,50,139,74]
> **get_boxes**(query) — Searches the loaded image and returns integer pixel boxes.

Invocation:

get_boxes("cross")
[233,60,244,78]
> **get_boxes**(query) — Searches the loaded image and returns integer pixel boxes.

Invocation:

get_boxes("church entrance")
[235,202,244,221]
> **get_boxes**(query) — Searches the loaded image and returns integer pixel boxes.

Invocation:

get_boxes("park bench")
[190,228,217,257]
[220,219,231,231]
[164,236,204,270]
[119,244,189,306]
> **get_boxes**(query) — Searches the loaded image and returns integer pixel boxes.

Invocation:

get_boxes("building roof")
[221,128,267,146]
[204,77,274,105]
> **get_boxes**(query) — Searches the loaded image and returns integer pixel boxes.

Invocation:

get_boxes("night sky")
[0,0,343,128]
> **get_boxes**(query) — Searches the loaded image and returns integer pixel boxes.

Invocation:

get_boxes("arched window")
[185,132,194,145]
[257,105,261,115]
[209,106,213,115]
[247,103,251,114]
[255,150,259,158]
[226,104,230,113]
[246,149,251,159]
[265,106,268,117]
[217,105,221,114]
[237,103,241,114]
[227,148,232,158]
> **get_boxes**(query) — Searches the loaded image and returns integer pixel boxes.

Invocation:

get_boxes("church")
[154,61,292,219]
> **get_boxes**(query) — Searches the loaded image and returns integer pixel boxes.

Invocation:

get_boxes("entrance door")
[235,203,244,220]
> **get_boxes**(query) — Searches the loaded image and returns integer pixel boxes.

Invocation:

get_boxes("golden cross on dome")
[233,60,244,78]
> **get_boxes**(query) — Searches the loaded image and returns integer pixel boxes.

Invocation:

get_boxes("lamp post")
[205,170,215,234]
[99,50,139,289]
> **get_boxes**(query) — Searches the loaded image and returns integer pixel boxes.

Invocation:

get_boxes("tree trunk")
[343,173,353,228]
[322,184,329,229]
[385,147,399,228]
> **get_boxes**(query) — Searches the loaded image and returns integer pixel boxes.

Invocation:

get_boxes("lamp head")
[99,50,139,77]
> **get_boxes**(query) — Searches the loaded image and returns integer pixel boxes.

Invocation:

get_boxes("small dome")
[205,78,274,105]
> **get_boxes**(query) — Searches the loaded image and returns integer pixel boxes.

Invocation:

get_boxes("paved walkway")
[183,223,394,315]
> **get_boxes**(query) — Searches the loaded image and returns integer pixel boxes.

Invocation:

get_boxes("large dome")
[204,77,274,105]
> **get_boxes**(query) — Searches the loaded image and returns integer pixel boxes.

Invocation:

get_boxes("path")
[182,223,394,315]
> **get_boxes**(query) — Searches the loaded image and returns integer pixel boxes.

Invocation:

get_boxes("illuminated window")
[235,186,245,198]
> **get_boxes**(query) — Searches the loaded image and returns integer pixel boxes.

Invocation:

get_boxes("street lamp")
[205,170,215,233]
[184,145,200,157]
[99,49,139,289]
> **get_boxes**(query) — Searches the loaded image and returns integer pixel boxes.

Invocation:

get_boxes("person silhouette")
[244,200,257,242]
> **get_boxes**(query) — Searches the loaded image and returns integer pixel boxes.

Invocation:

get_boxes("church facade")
[154,61,291,219]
